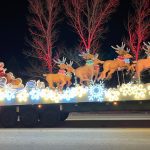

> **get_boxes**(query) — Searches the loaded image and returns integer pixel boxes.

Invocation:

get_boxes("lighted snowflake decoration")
[52,92,62,103]
[16,90,29,103]
[25,80,37,89]
[74,85,87,98]
[105,88,120,102]
[62,87,78,101]
[40,88,52,101]
[147,85,150,95]
[88,83,105,102]
[0,77,7,88]
[132,84,146,99]
[119,83,133,96]
[0,88,6,101]
[40,88,62,103]
[5,90,16,101]
[29,88,41,100]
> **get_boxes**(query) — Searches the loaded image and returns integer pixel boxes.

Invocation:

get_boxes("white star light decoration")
[88,82,105,102]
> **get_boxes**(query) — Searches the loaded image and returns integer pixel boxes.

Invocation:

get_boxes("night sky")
[0,0,28,73]
[0,0,132,77]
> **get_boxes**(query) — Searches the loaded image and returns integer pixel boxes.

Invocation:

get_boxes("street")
[0,113,150,150]
[0,128,150,150]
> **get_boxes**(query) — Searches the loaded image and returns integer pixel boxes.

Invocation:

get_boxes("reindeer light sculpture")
[79,50,105,82]
[65,54,103,85]
[79,49,95,60]
[43,57,72,90]
[135,42,150,80]
[98,43,133,80]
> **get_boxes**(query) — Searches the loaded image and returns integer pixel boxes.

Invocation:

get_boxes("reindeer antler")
[66,60,73,66]
[79,52,86,57]
[111,42,126,51]
[79,49,90,57]
[53,57,66,64]
[126,48,130,53]
[143,42,150,54]
[86,48,90,54]
[94,53,99,59]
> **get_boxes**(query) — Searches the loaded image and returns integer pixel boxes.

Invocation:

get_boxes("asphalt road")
[0,113,150,150]
[0,128,150,150]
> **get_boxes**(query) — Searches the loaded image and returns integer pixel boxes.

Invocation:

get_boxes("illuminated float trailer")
[0,78,150,127]
[1,0,148,128]
[0,41,150,127]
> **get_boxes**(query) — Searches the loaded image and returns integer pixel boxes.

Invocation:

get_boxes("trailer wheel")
[0,108,17,128]
[60,112,69,121]
[20,108,39,127]
[40,109,60,127]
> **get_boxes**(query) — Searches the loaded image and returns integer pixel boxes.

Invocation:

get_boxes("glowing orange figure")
[65,54,103,84]
[135,42,150,79]
[98,43,133,80]
[43,57,72,90]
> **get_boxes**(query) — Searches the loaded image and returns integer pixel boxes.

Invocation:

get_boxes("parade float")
[0,42,150,105]
[0,42,150,127]
[0,0,149,127]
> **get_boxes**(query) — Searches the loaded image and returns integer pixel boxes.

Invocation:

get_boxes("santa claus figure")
[0,62,7,77]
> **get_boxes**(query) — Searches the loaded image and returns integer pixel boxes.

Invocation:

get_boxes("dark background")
[0,0,134,77]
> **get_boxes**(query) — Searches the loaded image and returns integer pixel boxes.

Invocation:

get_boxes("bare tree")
[24,60,47,78]
[64,0,119,54]
[25,0,60,73]
[126,0,150,60]
[62,47,84,67]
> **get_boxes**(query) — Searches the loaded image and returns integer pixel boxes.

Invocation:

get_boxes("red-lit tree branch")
[64,0,119,53]
[26,0,60,72]
[126,0,150,61]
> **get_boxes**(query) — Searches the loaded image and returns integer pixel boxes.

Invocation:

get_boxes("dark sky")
[0,0,27,61]
[0,0,131,76]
